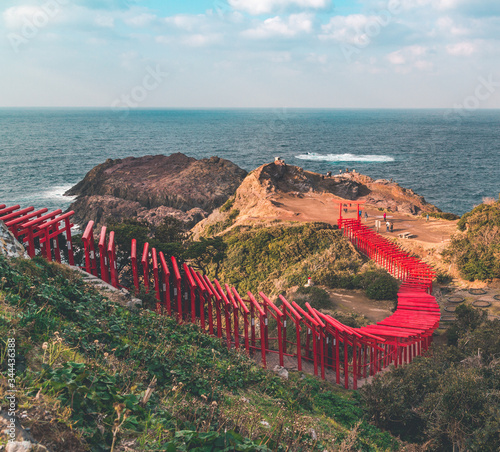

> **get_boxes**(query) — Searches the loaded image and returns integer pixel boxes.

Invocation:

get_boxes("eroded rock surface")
[194,162,441,237]
[0,221,27,259]
[66,153,247,227]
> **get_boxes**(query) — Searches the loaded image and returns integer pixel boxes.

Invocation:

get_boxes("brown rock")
[66,153,246,228]
[194,162,441,237]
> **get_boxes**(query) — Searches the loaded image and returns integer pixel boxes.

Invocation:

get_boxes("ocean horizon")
[1,108,499,217]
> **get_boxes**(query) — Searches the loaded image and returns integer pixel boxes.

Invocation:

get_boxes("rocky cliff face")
[66,153,247,227]
[350,173,440,215]
[193,162,441,237]
[0,221,27,258]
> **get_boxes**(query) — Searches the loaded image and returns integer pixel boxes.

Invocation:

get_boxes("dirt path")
[323,288,394,324]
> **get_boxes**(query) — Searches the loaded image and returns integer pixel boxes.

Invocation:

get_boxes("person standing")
[426,213,429,222]
[390,222,394,232]
[383,212,387,222]
[364,211,368,221]
[386,221,390,232]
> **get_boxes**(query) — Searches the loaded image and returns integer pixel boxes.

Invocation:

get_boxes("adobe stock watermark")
[341,0,403,63]
[94,64,168,134]
[444,74,500,124]
[6,0,68,54]
[213,0,233,17]
[111,65,168,114]
[5,333,17,445]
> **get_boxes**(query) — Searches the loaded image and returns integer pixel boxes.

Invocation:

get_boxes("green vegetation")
[0,255,399,451]
[208,223,399,302]
[219,196,235,213]
[352,269,399,302]
[443,199,500,280]
[435,272,452,285]
[205,208,240,236]
[362,304,500,451]
[211,223,360,295]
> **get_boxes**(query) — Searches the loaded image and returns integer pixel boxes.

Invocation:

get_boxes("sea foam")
[295,153,394,163]
[40,185,77,202]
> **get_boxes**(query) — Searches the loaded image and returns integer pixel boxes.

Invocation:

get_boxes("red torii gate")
[5,200,440,390]
[333,199,366,228]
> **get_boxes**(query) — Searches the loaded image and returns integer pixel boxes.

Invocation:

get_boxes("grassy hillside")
[211,222,361,295]
[443,199,500,280]
[0,255,399,451]
[207,222,399,302]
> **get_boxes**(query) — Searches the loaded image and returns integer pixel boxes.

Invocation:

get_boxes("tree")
[184,237,227,279]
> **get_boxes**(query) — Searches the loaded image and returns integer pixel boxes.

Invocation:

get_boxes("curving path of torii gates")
[1,202,439,390]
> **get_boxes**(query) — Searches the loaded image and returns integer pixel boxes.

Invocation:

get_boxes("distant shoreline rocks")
[65,153,247,228]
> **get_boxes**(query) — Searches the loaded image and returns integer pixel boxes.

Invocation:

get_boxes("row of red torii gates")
[1,201,439,389]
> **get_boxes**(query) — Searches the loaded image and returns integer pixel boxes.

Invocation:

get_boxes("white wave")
[295,153,394,163]
[40,185,77,201]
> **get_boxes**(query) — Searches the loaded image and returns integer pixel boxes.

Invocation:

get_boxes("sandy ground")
[268,191,458,245]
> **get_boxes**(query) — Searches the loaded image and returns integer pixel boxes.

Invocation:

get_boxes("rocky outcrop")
[68,196,207,228]
[0,221,27,259]
[230,163,362,215]
[194,162,441,237]
[66,153,247,227]
[354,175,440,215]
[0,412,50,452]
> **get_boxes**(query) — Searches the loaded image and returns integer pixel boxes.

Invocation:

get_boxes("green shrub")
[219,196,235,213]
[365,275,399,301]
[436,272,452,284]
[162,429,271,451]
[353,270,399,301]
[444,200,500,281]
[363,305,500,450]
[314,391,363,427]
[295,286,331,309]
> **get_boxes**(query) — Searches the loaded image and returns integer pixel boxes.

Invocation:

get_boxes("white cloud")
[267,51,292,62]
[242,13,313,38]
[319,14,381,45]
[183,33,222,47]
[3,6,37,29]
[446,41,476,55]
[95,14,114,28]
[306,52,328,64]
[435,0,463,10]
[386,46,432,72]
[387,51,405,65]
[228,0,330,15]
[436,16,470,36]
[165,14,205,31]
[3,5,67,29]
[155,33,222,47]
[124,13,157,27]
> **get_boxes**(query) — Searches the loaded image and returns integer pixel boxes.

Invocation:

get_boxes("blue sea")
[1,108,499,217]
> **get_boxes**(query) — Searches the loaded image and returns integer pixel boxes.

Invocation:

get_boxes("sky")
[1,0,500,108]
